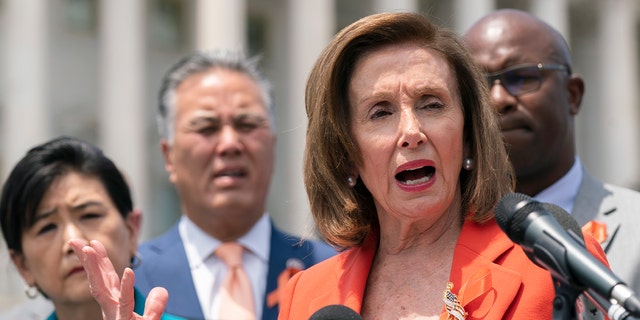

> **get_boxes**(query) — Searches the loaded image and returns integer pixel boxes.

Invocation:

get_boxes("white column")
[452,0,495,33]
[531,0,570,42]
[2,0,50,171]
[195,0,246,51]
[276,0,335,236]
[0,0,52,313]
[372,0,418,13]
[595,0,640,187]
[99,1,149,237]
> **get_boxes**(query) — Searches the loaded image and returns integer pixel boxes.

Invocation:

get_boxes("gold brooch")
[442,282,467,320]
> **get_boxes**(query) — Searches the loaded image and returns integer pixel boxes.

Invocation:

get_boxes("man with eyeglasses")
[465,9,640,295]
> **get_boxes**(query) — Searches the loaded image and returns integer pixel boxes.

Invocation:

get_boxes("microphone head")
[541,202,584,242]
[309,305,362,320]
[495,192,545,243]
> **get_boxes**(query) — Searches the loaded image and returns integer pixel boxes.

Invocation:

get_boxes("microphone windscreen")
[541,202,584,242]
[309,305,363,320]
[495,192,544,243]
[495,192,533,225]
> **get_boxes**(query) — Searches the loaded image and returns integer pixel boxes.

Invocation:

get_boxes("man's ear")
[9,250,35,287]
[160,139,177,184]
[568,74,585,116]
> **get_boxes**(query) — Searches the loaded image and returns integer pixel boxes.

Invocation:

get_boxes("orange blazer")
[278,218,608,320]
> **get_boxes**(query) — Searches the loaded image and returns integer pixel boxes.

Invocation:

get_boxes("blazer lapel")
[139,225,203,319]
[263,224,319,320]
[450,220,523,320]
[573,172,615,225]
[308,234,376,314]
[573,172,620,252]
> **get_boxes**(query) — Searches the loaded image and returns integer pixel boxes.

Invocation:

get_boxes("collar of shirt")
[179,213,271,268]
[179,213,271,319]
[534,156,583,214]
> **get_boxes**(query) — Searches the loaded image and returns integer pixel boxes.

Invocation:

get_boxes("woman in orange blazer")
[279,218,607,319]
[278,12,608,320]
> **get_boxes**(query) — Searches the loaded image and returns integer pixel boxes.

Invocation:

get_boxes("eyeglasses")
[485,63,570,97]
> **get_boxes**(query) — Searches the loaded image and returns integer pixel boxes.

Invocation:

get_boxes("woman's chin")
[60,277,93,299]
[65,290,96,305]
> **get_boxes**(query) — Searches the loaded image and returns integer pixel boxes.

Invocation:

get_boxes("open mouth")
[214,169,247,178]
[395,166,435,185]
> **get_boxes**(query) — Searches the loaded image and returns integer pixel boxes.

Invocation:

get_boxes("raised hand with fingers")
[69,239,171,320]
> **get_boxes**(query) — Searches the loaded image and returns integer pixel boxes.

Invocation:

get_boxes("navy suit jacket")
[134,220,336,320]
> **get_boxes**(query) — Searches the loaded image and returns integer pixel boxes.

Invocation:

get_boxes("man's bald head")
[464,9,573,71]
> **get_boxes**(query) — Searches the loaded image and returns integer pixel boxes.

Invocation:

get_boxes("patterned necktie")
[216,242,256,320]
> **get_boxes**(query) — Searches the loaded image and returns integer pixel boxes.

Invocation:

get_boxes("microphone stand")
[584,289,640,320]
[552,278,581,320]
[552,278,640,320]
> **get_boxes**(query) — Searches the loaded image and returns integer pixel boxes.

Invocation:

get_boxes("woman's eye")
[36,223,56,236]
[371,109,391,119]
[81,213,102,220]
[422,102,445,110]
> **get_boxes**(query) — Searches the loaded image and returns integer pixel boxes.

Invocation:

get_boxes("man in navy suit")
[465,9,640,294]
[134,50,335,320]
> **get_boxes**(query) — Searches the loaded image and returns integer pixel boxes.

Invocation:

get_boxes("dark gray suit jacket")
[134,219,336,320]
[572,170,640,294]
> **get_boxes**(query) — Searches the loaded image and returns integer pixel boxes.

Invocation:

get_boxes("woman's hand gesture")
[69,239,169,320]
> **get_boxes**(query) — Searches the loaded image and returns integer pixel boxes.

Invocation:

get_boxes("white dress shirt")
[179,213,271,320]
[534,156,583,214]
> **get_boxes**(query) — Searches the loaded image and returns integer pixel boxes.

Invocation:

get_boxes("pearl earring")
[347,176,357,187]
[25,285,38,299]
[462,158,474,171]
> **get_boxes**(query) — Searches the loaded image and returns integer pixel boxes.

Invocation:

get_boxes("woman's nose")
[62,223,86,254]
[398,110,427,148]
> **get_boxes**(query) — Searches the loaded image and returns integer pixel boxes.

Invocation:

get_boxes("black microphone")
[309,305,363,320]
[543,202,639,319]
[495,193,640,317]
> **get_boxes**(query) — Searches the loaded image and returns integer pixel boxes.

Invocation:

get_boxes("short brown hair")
[304,12,514,248]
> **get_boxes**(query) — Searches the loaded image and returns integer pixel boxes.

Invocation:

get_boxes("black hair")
[0,136,133,253]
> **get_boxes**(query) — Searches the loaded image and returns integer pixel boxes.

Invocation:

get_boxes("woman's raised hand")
[69,239,168,320]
